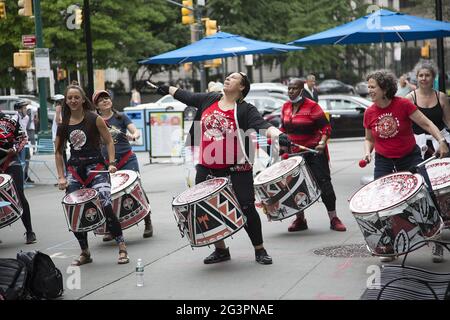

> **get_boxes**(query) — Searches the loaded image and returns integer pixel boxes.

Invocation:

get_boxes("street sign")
[22,35,36,48]
[34,48,51,78]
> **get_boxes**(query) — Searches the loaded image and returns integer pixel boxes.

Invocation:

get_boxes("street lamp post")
[84,0,94,99]
[33,0,48,134]
[435,0,446,93]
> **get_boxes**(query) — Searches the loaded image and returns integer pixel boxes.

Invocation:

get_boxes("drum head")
[111,170,139,193]
[63,188,98,204]
[349,172,423,214]
[173,177,228,206]
[0,174,11,188]
[425,159,450,191]
[254,156,304,185]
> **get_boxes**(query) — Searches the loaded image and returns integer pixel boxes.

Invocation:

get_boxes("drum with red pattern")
[94,170,150,235]
[426,158,450,228]
[172,177,246,247]
[62,188,105,232]
[253,156,321,221]
[0,174,23,229]
[349,172,443,257]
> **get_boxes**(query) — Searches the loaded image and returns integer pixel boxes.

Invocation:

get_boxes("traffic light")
[181,0,194,25]
[205,19,217,36]
[18,0,32,17]
[74,8,83,27]
[0,2,6,19]
[13,52,32,69]
[421,41,430,59]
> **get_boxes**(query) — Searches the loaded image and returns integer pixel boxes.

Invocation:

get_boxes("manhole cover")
[313,243,372,258]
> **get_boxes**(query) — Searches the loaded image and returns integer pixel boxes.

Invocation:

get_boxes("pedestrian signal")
[205,19,217,36]
[0,2,6,19]
[13,52,32,69]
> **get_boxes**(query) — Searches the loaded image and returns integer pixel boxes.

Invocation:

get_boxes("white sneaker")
[432,244,444,263]
[379,256,396,263]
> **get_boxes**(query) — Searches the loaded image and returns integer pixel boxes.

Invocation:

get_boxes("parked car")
[355,81,369,98]
[0,95,55,128]
[249,82,288,96]
[317,79,355,95]
[263,94,371,138]
[245,95,285,115]
[124,94,197,121]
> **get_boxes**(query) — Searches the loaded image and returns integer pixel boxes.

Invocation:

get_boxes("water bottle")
[136,258,144,287]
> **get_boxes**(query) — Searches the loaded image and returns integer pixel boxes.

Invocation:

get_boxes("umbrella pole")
[382,39,386,69]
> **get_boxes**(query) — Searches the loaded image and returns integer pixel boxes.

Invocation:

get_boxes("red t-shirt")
[363,97,417,158]
[199,101,238,169]
[280,98,331,149]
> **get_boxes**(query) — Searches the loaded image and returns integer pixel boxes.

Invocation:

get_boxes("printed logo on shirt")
[0,118,17,142]
[202,110,235,141]
[108,125,121,144]
[69,129,87,150]
[376,113,399,139]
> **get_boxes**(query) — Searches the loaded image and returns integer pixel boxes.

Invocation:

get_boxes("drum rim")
[62,188,99,205]
[425,159,450,190]
[172,177,230,206]
[0,174,12,188]
[349,172,424,214]
[111,170,139,193]
[254,156,304,186]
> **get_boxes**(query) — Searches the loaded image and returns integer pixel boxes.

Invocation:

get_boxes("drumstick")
[281,151,313,159]
[146,80,158,89]
[410,156,437,173]
[358,159,368,168]
[89,170,110,173]
[266,138,319,154]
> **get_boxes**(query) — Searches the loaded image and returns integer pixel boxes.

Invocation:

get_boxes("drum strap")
[67,163,105,187]
[105,150,133,170]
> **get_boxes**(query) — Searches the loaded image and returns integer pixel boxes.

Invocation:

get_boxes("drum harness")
[67,154,107,187]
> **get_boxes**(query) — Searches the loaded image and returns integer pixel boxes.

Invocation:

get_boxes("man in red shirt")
[280,78,346,233]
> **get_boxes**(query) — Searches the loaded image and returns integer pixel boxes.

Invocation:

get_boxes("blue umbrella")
[141,31,304,64]
[289,9,450,45]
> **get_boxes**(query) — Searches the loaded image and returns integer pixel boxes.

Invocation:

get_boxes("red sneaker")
[288,217,308,232]
[330,217,346,232]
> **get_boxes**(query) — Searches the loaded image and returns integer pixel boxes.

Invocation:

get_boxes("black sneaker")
[255,248,272,265]
[25,232,36,244]
[203,248,231,264]
[25,177,35,184]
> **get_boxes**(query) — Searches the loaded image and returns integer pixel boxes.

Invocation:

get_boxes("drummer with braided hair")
[55,84,130,265]
[280,78,347,233]
[92,89,153,240]
[150,72,292,265]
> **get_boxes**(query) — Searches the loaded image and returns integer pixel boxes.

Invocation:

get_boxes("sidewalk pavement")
[5,142,450,301]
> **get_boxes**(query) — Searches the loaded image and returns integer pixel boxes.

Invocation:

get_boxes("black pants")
[302,152,336,212]
[374,145,422,179]
[6,165,32,233]
[195,164,263,246]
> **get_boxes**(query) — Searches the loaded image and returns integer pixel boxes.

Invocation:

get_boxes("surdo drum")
[172,177,246,247]
[0,174,23,230]
[349,172,443,257]
[95,170,150,235]
[253,156,321,221]
[425,158,450,228]
[62,188,106,232]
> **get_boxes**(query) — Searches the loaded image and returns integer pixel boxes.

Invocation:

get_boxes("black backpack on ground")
[16,251,64,300]
[0,258,28,300]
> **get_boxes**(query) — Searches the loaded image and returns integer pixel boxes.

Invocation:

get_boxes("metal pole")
[33,0,48,134]
[436,0,446,93]
[195,6,206,92]
[84,0,94,98]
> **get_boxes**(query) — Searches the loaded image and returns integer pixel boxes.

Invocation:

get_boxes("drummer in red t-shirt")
[363,70,448,263]
[150,72,292,265]
[363,70,448,178]
[280,78,347,233]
